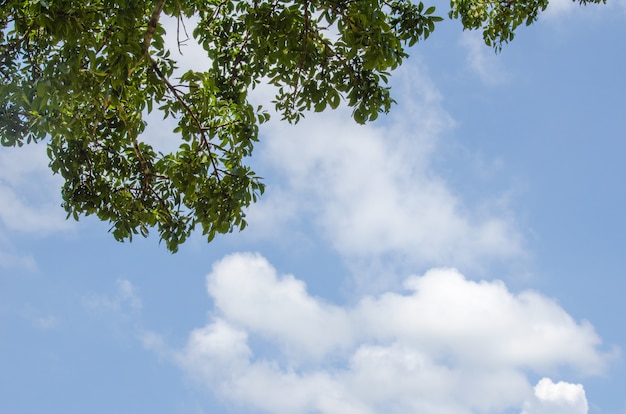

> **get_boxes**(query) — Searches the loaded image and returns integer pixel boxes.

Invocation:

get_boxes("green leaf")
[1,0,600,251]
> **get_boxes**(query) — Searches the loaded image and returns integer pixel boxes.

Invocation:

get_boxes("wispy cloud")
[459,31,509,86]
[0,144,72,271]
[0,144,70,235]
[0,249,37,272]
[84,279,143,313]
[544,0,580,17]
[165,252,611,414]
[31,315,60,330]
[543,0,619,19]
[246,64,521,279]
[16,304,61,331]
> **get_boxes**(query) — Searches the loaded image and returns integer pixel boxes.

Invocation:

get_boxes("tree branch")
[148,57,222,183]
[132,137,151,190]
[290,0,311,112]
[144,0,166,52]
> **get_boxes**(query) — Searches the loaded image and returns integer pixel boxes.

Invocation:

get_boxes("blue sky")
[1,1,625,413]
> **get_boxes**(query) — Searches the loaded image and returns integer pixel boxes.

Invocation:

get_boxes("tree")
[0,0,604,252]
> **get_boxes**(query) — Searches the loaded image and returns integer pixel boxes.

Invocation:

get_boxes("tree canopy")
[0,0,605,251]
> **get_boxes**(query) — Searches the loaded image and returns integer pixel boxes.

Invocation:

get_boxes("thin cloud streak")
[459,31,509,86]
[83,279,143,313]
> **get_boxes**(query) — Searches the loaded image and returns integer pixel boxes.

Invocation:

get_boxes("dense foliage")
[0,0,605,251]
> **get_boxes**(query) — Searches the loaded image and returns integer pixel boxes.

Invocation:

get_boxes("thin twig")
[148,57,222,183]
[290,0,311,112]
[176,14,190,55]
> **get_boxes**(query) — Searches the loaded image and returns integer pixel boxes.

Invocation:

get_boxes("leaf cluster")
[0,0,606,251]
[449,0,606,51]
[0,0,442,251]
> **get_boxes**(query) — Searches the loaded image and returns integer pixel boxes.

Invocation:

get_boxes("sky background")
[1,1,625,413]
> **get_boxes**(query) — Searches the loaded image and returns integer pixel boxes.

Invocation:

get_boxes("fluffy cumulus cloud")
[173,252,609,414]
[247,65,522,274]
[521,378,589,414]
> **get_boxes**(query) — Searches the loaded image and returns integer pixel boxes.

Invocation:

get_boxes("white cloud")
[543,0,616,19]
[459,31,509,85]
[521,378,589,414]
[247,64,521,275]
[544,0,579,16]
[177,318,252,385]
[206,253,352,360]
[0,144,71,235]
[169,252,609,414]
[0,144,72,270]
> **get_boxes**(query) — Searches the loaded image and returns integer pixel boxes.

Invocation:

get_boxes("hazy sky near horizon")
[1,1,625,413]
